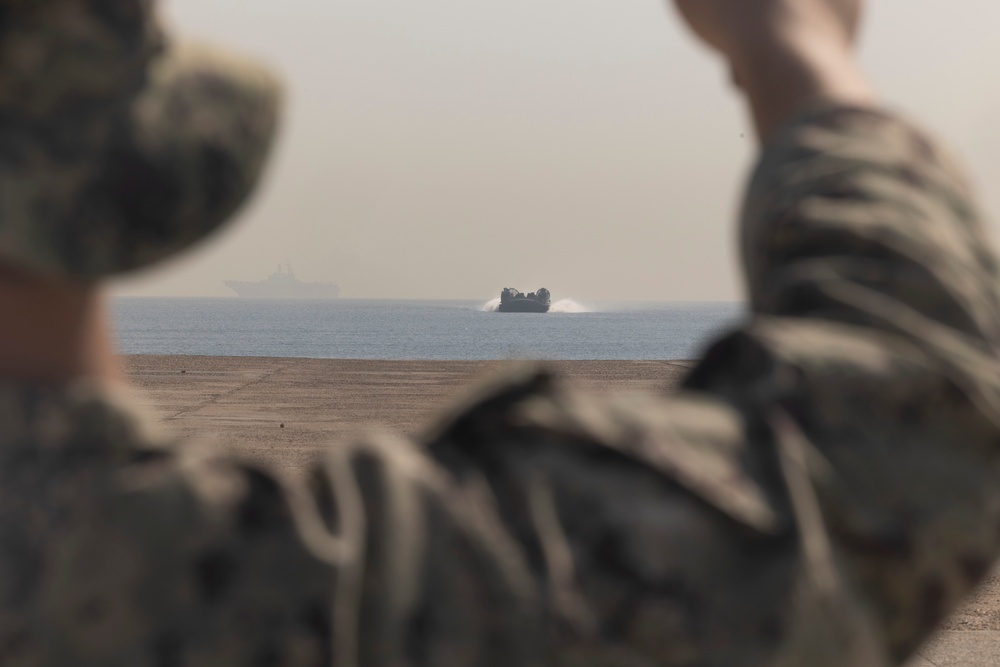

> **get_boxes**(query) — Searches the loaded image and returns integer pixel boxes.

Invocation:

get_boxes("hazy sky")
[111,1,1000,302]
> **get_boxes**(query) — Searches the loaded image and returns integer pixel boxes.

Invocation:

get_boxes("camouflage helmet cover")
[0,0,281,278]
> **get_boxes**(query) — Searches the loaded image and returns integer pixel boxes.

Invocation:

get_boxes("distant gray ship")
[224,264,340,299]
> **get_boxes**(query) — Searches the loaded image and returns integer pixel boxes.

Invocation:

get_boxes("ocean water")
[111,298,747,361]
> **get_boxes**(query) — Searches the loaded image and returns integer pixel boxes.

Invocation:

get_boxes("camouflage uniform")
[4,3,1000,667]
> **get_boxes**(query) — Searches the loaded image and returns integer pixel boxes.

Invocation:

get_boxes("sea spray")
[481,297,501,312]
[549,299,589,314]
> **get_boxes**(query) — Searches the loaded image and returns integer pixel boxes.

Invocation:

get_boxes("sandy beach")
[121,355,697,470]
[120,355,1000,666]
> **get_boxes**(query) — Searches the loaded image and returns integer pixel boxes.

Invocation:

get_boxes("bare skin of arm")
[672,0,873,140]
[0,267,119,384]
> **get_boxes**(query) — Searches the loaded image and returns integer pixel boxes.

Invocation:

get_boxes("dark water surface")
[112,298,746,360]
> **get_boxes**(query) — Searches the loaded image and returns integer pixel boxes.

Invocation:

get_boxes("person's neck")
[0,269,121,385]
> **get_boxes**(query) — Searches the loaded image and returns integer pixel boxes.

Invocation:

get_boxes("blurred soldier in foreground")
[2,0,999,665]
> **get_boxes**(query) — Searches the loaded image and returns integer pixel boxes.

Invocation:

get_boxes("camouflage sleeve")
[739,106,1000,342]
[685,106,1000,660]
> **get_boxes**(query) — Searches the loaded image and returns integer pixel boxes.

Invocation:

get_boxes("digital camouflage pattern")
[0,0,281,278]
[3,104,1000,667]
